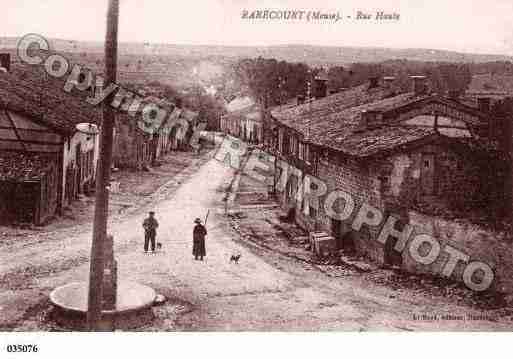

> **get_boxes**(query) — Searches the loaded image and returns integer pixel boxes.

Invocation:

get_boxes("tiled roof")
[467,73,513,96]
[272,82,491,157]
[224,102,262,122]
[0,65,101,134]
[271,82,395,125]
[305,92,432,156]
[2,64,170,136]
[340,125,437,157]
[226,96,255,112]
[0,151,55,181]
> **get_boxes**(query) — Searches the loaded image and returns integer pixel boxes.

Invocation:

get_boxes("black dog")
[230,254,241,264]
[156,242,162,251]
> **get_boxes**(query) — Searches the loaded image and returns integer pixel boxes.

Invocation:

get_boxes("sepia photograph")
[0,0,512,357]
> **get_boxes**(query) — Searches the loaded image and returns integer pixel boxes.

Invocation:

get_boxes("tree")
[234,57,311,107]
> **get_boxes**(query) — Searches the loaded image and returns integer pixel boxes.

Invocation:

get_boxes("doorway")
[331,218,355,254]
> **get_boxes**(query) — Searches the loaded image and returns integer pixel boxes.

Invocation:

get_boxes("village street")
[1,153,513,331]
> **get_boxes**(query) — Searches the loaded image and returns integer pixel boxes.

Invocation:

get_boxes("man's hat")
[149,211,155,215]
[194,218,201,224]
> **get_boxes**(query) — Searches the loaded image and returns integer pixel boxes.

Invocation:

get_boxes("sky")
[1,0,513,55]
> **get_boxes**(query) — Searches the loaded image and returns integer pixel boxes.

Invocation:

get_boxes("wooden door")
[331,219,343,249]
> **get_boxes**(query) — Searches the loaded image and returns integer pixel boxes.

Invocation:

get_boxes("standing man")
[143,211,159,253]
[192,218,207,260]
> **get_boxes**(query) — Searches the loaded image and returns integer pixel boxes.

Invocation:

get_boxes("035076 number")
[6,344,39,353]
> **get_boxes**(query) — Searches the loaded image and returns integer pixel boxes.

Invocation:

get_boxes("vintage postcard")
[0,0,512,356]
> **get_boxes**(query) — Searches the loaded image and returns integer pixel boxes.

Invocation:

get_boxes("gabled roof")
[272,82,492,158]
[339,126,437,157]
[271,82,402,133]
[304,92,429,155]
[0,64,159,137]
[0,64,104,134]
[226,96,255,112]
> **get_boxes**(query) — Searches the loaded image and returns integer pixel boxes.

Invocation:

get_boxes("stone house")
[111,95,198,168]
[220,96,263,144]
[0,64,100,225]
[269,76,509,289]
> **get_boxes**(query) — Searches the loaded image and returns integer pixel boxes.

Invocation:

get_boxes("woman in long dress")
[193,218,207,260]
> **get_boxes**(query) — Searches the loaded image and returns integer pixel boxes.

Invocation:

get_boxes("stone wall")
[273,141,511,293]
[316,153,385,263]
[405,211,512,293]
[381,143,496,217]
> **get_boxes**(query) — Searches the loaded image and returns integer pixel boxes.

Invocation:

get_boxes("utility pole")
[87,0,119,331]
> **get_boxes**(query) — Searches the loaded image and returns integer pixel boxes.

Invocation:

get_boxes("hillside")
[1,37,511,66]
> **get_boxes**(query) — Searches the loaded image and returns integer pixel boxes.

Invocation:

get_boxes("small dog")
[230,254,241,264]
[156,242,162,251]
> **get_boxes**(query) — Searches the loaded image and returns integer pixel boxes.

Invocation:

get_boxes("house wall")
[316,153,385,262]
[113,120,152,169]
[0,180,40,224]
[275,134,502,273]
[382,143,496,215]
[62,130,99,206]
[220,114,240,138]
[221,111,263,144]
[1,111,66,222]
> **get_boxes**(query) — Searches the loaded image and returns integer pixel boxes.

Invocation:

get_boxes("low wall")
[404,211,512,293]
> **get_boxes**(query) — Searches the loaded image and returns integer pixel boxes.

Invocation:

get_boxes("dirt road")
[1,157,512,331]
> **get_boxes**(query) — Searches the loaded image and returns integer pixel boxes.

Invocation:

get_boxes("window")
[305,144,311,164]
[379,175,390,193]
[290,136,298,156]
[278,129,284,153]
[298,142,312,163]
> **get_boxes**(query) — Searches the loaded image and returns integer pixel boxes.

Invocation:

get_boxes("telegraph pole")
[87,0,119,330]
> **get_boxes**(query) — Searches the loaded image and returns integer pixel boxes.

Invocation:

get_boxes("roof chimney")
[478,97,491,113]
[383,76,396,89]
[361,110,384,130]
[313,75,328,99]
[411,75,428,96]
[0,53,10,72]
[369,76,380,89]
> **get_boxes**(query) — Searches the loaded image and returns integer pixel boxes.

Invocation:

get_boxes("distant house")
[175,109,199,151]
[220,96,263,144]
[111,89,200,168]
[156,106,182,157]
[112,111,153,170]
[0,64,100,225]
[269,76,504,267]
